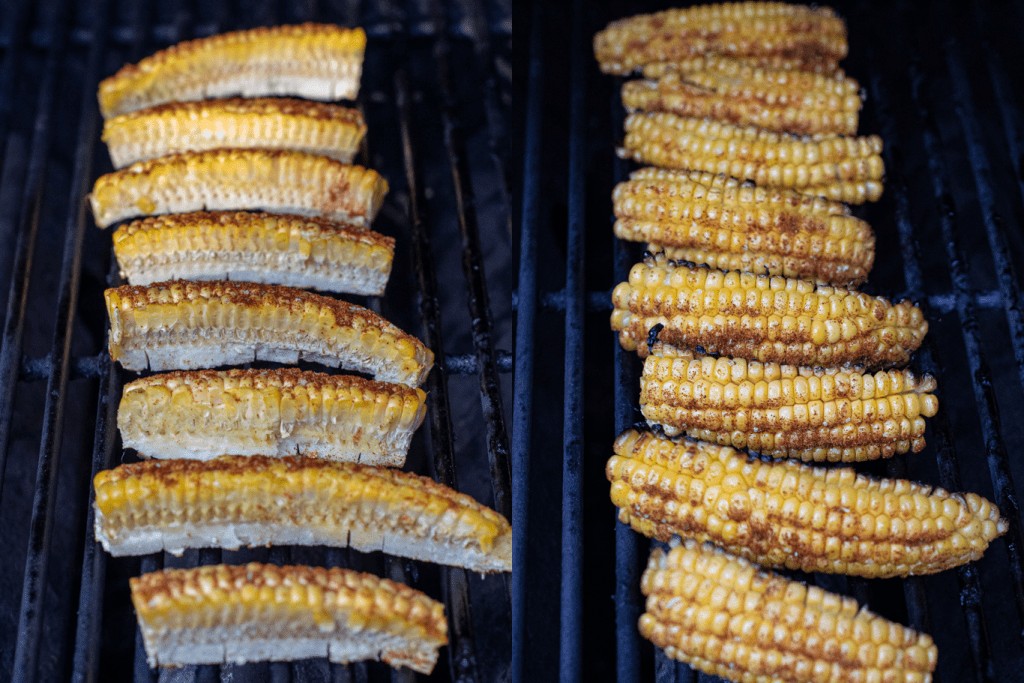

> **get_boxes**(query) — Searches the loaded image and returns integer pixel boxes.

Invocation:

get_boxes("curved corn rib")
[641,54,842,79]
[104,281,434,386]
[594,3,847,76]
[620,113,884,204]
[641,345,939,462]
[611,254,927,368]
[641,540,938,682]
[118,369,426,466]
[99,24,366,119]
[609,429,1006,577]
[131,563,446,672]
[103,98,367,168]
[89,149,388,229]
[96,456,511,572]
[622,65,861,136]
[113,211,394,295]
[613,169,874,286]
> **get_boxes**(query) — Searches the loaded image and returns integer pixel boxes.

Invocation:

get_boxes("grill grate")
[514,1,1024,681]
[0,1,512,681]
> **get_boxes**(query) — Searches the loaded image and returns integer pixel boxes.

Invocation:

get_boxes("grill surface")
[515,1,1024,681]
[0,1,512,681]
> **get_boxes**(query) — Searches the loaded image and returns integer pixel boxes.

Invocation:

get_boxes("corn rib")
[641,55,842,79]
[641,540,938,682]
[113,211,394,295]
[641,345,938,462]
[89,149,388,229]
[104,281,433,386]
[131,563,446,672]
[103,98,366,168]
[609,429,1006,577]
[594,3,847,76]
[614,169,874,286]
[99,24,365,119]
[620,113,884,204]
[118,369,425,466]
[611,254,927,368]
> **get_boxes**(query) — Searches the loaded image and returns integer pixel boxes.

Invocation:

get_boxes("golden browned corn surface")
[118,369,426,466]
[112,211,394,295]
[611,254,927,367]
[103,98,367,168]
[99,24,366,118]
[641,540,938,682]
[641,54,842,79]
[95,455,511,572]
[613,169,874,285]
[104,281,434,385]
[609,429,1006,577]
[131,563,446,672]
[89,149,388,229]
[622,63,861,136]
[641,344,938,462]
[620,113,885,204]
[594,3,847,76]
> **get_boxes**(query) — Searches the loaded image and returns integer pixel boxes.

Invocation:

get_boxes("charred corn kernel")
[620,113,885,204]
[99,24,366,118]
[118,369,426,466]
[609,429,1006,577]
[641,540,938,682]
[112,211,394,295]
[89,149,388,229]
[641,54,842,79]
[594,3,847,75]
[103,98,366,168]
[622,61,861,136]
[611,254,927,368]
[131,563,447,672]
[104,281,434,386]
[641,344,939,462]
[95,455,511,572]
[614,169,874,285]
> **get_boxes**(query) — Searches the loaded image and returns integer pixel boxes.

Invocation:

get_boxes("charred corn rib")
[131,563,446,672]
[89,149,387,229]
[641,345,938,462]
[96,456,512,572]
[103,98,366,168]
[113,211,394,295]
[641,54,841,79]
[621,113,884,204]
[105,281,433,386]
[622,63,862,136]
[99,24,366,119]
[609,429,1006,577]
[611,254,927,367]
[641,541,938,682]
[594,3,847,76]
[118,369,426,466]
[614,169,874,286]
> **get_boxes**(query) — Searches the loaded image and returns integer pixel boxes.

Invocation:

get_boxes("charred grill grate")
[0,0,512,681]
[515,1,1024,681]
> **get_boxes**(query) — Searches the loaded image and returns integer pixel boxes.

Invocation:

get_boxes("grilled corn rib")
[113,211,394,295]
[622,64,861,136]
[118,369,426,466]
[99,24,366,119]
[105,281,433,386]
[621,113,884,204]
[89,149,388,229]
[609,429,1006,577]
[641,541,937,682]
[96,456,512,572]
[131,563,446,672]
[641,54,841,79]
[641,345,938,462]
[611,254,927,368]
[594,3,847,76]
[103,98,366,168]
[614,169,874,286]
